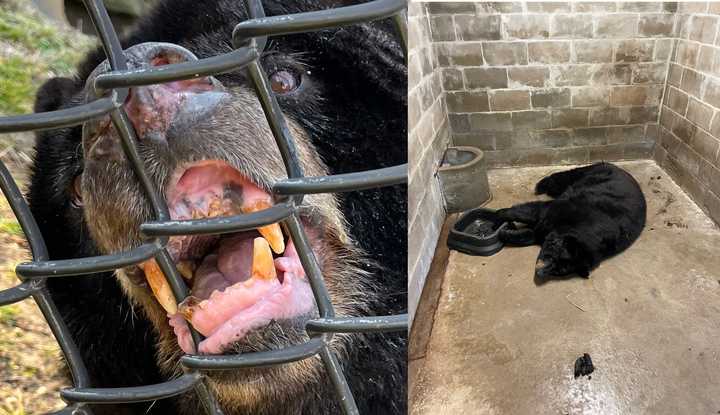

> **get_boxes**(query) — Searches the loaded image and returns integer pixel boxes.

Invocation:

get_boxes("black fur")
[497,163,646,283]
[28,1,406,413]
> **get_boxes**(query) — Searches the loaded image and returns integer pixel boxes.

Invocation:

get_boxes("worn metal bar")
[274,164,407,195]
[319,346,359,415]
[233,0,406,45]
[140,202,294,237]
[306,314,408,334]
[181,337,325,370]
[0,97,116,133]
[61,372,201,403]
[0,280,39,305]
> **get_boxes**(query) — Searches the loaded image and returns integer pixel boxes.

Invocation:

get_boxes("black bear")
[27,0,406,414]
[496,163,646,282]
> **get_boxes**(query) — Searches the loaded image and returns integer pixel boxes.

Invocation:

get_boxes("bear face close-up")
[26,1,407,414]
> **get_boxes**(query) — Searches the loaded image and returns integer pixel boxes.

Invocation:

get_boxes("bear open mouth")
[138,160,315,355]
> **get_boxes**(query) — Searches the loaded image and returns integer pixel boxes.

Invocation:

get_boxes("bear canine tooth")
[140,259,178,314]
[242,200,285,254]
[252,237,277,280]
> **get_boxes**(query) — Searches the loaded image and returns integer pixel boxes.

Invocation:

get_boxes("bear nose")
[120,43,226,141]
[83,43,228,159]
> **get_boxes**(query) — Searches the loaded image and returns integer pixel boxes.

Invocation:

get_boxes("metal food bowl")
[447,208,508,256]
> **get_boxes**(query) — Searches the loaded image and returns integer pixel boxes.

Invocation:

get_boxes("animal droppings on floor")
[574,353,595,378]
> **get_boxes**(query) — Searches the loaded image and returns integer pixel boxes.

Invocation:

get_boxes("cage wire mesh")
[0,0,408,413]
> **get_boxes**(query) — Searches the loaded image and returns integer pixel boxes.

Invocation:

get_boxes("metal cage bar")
[0,0,408,414]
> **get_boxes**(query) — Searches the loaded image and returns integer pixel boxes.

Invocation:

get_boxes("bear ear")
[34,77,79,114]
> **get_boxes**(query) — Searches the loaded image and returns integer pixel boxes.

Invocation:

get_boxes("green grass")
[0,220,22,237]
[0,304,19,325]
[0,0,94,115]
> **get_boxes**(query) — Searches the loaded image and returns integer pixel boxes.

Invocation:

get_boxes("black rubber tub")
[447,208,508,256]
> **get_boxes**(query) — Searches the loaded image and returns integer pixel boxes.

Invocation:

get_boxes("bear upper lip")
[139,160,316,354]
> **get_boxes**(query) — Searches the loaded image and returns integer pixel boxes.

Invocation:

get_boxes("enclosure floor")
[410,160,720,415]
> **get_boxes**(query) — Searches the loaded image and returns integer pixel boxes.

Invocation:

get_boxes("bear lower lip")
[141,160,316,354]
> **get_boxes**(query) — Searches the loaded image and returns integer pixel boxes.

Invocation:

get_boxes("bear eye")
[71,174,83,208]
[269,70,299,94]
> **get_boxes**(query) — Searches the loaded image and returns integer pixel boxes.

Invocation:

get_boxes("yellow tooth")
[242,200,285,254]
[252,237,277,280]
[208,198,223,218]
[140,259,178,314]
[176,261,195,281]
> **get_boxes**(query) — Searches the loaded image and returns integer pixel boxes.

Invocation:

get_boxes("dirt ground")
[0,155,67,415]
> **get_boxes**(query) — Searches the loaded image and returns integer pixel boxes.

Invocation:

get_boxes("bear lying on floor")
[28,0,407,414]
[497,163,646,282]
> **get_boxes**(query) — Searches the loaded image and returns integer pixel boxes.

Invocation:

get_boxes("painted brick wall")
[657,1,720,224]
[429,1,675,167]
[408,2,451,324]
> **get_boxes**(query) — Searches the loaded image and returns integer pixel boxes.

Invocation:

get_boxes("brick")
[572,87,610,107]
[430,16,455,42]
[697,45,718,73]
[552,65,593,86]
[624,142,655,159]
[678,2,709,13]
[592,64,633,85]
[590,107,631,125]
[511,111,552,130]
[621,2,662,12]
[550,15,593,38]
[614,40,655,63]
[529,41,571,64]
[427,3,475,14]
[667,63,683,87]
[676,41,699,68]
[574,2,616,12]
[574,40,613,63]
[687,98,714,130]
[610,86,660,106]
[452,133,498,151]
[671,116,697,143]
[589,144,625,161]
[596,14,638,38]
[455,15,502,41]
[554,147,590,165]
[705,79,720,110]
[689,15,718,44]
[552,109,589,128]
[536,129,572,147]
[504,15,550,39]
[531,88,571,108]
[469,113,513,131]
[490,90,531,111]
[477,2,523,13]
[680,69,704,97]
[654,39,673,61]
[465,68,508,89]
[692,129,720,162]
[646,123,660,141]
[607,125,646,144]
[482,42,528,65]
[441,68,464,91]
[663,2,678,13]
[633,63,667,84]
[629,106,658,124]
[439,43,484,67]
[638,14,675,37]
[446,92,489,113]
[508,67,548,88]
[666,87,689,114]
[449,114,470,133]
[527,2,571,13]
[574,127,608,146]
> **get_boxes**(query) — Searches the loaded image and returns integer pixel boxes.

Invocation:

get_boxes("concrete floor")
[410,160,720,415]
